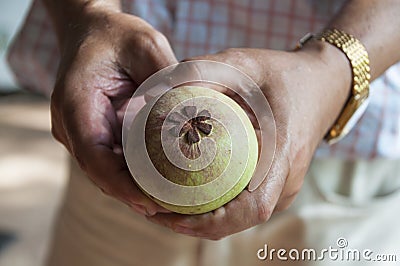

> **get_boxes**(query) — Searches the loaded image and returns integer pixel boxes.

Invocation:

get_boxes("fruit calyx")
[167,105,212,145]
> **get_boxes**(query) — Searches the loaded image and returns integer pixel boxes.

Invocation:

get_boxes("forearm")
[42,0,121,47]
[328,0,400,80]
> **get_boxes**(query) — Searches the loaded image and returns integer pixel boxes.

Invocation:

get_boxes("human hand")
[147,42,352,239]
[50,7,178,216]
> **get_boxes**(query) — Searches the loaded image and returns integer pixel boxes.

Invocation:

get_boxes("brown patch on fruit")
[167,105,213,158]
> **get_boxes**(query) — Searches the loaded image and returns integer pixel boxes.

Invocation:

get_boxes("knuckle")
[50,92,60,114]
[74,153,87,172]
[50,120,62,143]
[218,48,262,82]
[99,186,114,197]
[171,225,184,234]
[50,86,68,120]
[50,125,61,141]
[256,198,272,223]
[49,96,67,146]
[288,185,302,199]
[50,81,64,105]
[142,29,169,52]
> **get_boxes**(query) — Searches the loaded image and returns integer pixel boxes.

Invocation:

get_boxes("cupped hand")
[147,42,352,239]
[51,8,178,216]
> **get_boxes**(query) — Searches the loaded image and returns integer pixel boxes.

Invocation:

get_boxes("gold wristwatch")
[298,29,371,145]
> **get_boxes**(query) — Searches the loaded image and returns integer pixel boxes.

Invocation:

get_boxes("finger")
[50,92,73,154]
[148,153,289,239]
[62,90,169,215]
[147,190,272,240]
[80,144,170,215]
[118,30,178,85]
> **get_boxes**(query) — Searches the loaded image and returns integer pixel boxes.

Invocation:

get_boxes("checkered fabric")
[7,0,400,159]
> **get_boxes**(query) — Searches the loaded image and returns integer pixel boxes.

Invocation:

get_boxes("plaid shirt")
[8,0,400,159]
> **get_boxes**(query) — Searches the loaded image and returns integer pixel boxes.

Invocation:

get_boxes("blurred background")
[0,1,68,266]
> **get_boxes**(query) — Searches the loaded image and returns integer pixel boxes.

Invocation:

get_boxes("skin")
[44,0,177,215]
[44,0,400,239]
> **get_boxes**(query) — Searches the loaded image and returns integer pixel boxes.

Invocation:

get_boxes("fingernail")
[175,219,192,227]
[174,226,196,236]
[147,207,157,216]
[131,204,147,216]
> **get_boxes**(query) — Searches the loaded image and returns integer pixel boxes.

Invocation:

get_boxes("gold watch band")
[316,29,371,98]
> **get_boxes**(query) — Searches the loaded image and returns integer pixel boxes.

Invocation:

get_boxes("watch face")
[338,98,370,141]
[342,98,369,134]
[326,97,369,145]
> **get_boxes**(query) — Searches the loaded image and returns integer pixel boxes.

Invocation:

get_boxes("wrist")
[295,39,352,97]
[295,29,372,144]
[292,39,354,142]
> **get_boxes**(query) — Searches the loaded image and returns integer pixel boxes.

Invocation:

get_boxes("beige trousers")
[46,158,400,266]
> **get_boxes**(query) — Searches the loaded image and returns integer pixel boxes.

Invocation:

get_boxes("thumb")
[119,30,178,85]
